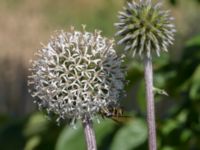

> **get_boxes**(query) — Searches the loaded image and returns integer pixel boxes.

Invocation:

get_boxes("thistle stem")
[144,57,157,150]
[82,116,97,150]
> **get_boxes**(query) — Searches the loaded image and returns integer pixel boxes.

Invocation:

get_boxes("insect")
[99,105,131,123]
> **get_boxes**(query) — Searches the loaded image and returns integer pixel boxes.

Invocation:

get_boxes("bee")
[99,105,131,123]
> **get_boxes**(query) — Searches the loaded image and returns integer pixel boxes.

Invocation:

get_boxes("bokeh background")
[0,0,200,150]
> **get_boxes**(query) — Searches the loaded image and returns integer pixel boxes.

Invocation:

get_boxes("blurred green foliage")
[154,34,200,150]
[169,0,200,5]
[0,0,200,150]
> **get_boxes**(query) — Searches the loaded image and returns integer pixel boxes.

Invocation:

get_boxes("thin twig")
[82,116,97,150]
[144,57,157,150]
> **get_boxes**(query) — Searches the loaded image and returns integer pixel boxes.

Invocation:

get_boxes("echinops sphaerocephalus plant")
[28,26,125,126]
[115,0,176,58]
[115,1,176,150]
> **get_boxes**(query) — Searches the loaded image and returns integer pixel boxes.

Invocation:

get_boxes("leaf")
[161,146,176,150]
[153,87,168,96]
[161,110,188,135]
[186,35,200,47]
[189,65,200,100]
[94,119,116,146]
[55,123,85,150]
[24,136,41,150]
[136,81,146,113]
[23,112,48,137]
[180,129,192,142]
[110,118,147,150]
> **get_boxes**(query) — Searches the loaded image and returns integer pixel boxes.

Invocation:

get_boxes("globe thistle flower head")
[28,26,125,125]
[115,0,176,58]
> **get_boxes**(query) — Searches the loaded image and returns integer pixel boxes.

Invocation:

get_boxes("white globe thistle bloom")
[28,26,125,125]
[115,0,176,58]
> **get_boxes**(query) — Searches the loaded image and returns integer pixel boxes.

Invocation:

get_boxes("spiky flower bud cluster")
[115,0,176,58]
[28,26,125,125]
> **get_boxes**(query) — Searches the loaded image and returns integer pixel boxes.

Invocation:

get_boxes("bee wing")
[111,116,132,124]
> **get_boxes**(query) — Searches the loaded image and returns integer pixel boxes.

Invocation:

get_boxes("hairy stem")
[82,117,97,150]
[144,57,157,150]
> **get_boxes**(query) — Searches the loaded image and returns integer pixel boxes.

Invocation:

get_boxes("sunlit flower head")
[28,26,125,125]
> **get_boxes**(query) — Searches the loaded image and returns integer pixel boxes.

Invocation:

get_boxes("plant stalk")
[82,116,97,150]
[144,57,157,150]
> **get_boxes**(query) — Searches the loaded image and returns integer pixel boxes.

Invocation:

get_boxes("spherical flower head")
[115,0,176,58]
[28,26,125,125]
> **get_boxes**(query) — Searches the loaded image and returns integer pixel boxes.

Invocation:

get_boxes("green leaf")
[153,87,168,96]
[23,112,48,137]
[55,123,85,150]
[110,119,147,150]
[136,81,146,113]
[24,136,41,150]
[161,119,178,135]
[161,146,176,150]
[189,65,200,100]
[94,119,116,146]
[161,110,188,135]
[180,129,192,142]
[186,35,200,47]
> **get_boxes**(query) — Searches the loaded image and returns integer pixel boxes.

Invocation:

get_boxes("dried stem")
[144,57,157,150]
[82,116,97,150]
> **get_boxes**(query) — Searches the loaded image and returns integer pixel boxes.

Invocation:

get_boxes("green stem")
[144,57,157,150]
[82,116,97,150]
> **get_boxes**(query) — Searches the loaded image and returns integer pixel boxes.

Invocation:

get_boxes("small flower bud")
[115,0,176,58]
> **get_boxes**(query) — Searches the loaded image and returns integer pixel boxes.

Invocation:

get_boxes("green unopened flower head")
[115,0,176,58]
[28,26,125,125]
